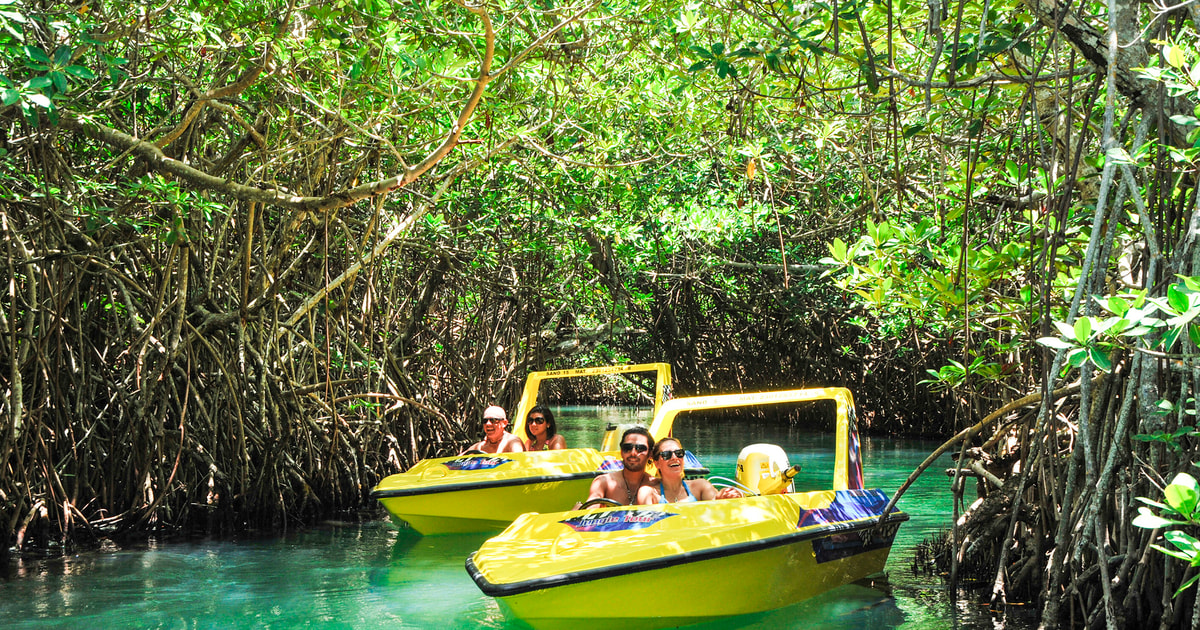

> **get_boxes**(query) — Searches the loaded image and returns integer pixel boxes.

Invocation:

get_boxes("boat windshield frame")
[510,363,673,448]
[647,387,865,491]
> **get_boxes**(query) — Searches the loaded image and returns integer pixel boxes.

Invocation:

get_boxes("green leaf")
[1164,473,1199,517]
[1,88,17,105]
[1088,347,1113,372]
[1137,497,1174,511]
[1161,327,1183,352]
[1108,296,1130,316]
[1106,146,1136,165]
[50,70,67,94]
[829,238,848,261]
[52,45,72,66]
[1163,530,1200,556]
[1037,336,1075,350]
[1074,317,1092,342]
[65,65,95,80]
[1176,573,1200,597]
[22,45,50,63]
[1133,506,1181,530]
[1168,283,1190,313]
[1152,544,1198,563]
[1166,45,1188,69]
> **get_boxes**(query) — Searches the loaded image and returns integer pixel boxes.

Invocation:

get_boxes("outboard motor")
[736,444,799,495]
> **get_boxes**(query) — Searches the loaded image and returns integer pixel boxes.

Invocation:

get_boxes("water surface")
[1,405,1037,629]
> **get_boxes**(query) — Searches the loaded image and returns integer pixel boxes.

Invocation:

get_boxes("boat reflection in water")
[467,388,909,630]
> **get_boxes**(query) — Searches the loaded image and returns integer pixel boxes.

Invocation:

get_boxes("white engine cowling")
[736,443,796,495]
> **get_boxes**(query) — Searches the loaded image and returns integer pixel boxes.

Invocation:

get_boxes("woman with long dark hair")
[523,405,566,451]
[637,437,742,504]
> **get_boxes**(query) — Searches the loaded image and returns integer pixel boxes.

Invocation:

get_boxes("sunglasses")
[657,449,686,461]
[620,442,648,453]
[482,417,504,425]
[528,416,546,425]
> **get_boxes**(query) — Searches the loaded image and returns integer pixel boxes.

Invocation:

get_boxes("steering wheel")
[579,497,622,509]
[462,449,487,455]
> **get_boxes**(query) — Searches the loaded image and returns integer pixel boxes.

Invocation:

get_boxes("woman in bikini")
[523,405,567,451]
[636,437,742,504]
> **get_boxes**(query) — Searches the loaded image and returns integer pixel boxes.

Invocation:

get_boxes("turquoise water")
[1,406,1037,629]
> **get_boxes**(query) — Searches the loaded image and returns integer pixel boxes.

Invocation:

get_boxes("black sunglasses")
[657,449,686,461]
[528,416,546,425]
[482,417,504,425]
[620,442,648,453]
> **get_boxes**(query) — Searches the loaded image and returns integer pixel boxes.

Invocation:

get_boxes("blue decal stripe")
[797,489,891,528]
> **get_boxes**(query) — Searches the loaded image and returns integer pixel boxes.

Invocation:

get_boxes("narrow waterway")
[2,406,1039,629]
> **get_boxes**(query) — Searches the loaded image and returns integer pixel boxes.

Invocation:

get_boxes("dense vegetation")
[2,0,1199,627]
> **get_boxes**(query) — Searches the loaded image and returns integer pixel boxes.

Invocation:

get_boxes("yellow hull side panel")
[376,476,596,535]
[501,545,892,629]
[372,449,613,535]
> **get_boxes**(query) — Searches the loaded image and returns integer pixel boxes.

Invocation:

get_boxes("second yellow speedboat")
[371,363,707,535]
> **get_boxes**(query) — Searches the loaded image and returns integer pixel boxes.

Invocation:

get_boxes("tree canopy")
[3,0,1200,626]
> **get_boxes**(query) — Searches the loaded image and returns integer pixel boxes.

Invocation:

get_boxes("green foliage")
[1133,472,1200,596]
[1137,40,1200,162]
[1036,277,1200,374]
[0,1,100,123]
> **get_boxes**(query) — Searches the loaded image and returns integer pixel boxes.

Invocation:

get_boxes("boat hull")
[371,448,708,535]
[376,476,597,534]
[467,488,907,629]
[495,537,893,629]
[371,449,612,535]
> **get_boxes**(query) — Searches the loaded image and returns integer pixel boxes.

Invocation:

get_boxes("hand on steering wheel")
[578,497,622,509]
[715,487,744,500]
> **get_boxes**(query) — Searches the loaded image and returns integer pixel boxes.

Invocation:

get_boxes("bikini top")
[657,480,696,504]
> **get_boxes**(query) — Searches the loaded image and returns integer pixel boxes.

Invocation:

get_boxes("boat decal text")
[443,456,512,471]
[559,509,677,532]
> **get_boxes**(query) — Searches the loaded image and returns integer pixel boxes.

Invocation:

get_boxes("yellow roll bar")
[510,363,673,446]
[646,387,864,491]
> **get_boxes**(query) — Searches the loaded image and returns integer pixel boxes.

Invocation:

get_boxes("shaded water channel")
[2,406,1039,629]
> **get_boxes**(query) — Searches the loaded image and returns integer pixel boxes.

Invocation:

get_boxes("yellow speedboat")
[465,387,909,629]
[370,363,705,535]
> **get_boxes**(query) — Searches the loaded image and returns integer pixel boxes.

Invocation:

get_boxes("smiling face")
[482,406,507,441]
[654,439,685,480]
[619,432,651,472]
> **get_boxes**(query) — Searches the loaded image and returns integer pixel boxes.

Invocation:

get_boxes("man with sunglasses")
[463,405,525,454]
[578,426,656,507]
